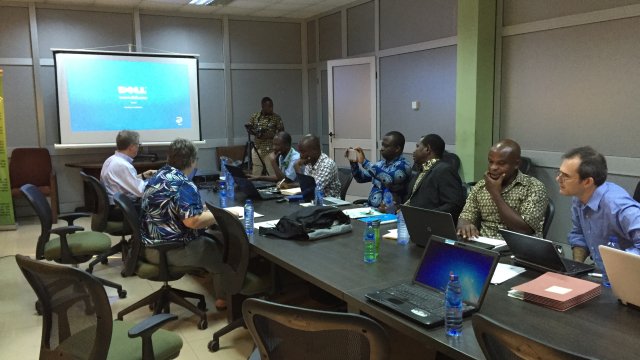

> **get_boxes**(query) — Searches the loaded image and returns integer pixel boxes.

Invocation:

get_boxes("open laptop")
[225,164,275,189]
[600,246,640,308]
[499,229,594,275]
[233,176,283,200]
[296,172,350,206]
[400,205,494,250]
[366,236,499,328]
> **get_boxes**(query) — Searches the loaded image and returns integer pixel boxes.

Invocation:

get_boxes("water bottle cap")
[246,199,253,204]
[366,221,373,226]
[449,273,458,281]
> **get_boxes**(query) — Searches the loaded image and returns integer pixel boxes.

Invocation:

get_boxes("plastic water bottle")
[445,273,463,337]
[226,174,235,200]
[244,199,254,236]
[383,188,395,214]
[600,236,621,287]
[219,177,227,208]
[363,221,376,263]
[372,220,381,259]
[396,210,410,245]
[315,188,324,206]
[220,157,228,177]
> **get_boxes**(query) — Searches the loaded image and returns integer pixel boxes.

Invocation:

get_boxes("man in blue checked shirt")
[346,131,412,208]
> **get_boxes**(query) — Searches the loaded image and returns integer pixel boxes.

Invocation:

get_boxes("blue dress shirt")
[568,181,640,256]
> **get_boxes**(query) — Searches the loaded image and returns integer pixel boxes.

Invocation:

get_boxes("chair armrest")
[50,226,84,262]
[58,212,91,226]
[126,314,178,360]
[50,225,84,236]
[352,199,369,205]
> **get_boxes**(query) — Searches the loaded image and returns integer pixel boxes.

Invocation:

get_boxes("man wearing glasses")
[557,146,640,262]
[101,130,156,220]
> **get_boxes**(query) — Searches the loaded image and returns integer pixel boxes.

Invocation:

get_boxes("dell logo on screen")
[118,86,147,95]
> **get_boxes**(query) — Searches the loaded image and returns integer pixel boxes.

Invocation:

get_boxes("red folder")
[511,272,601,311]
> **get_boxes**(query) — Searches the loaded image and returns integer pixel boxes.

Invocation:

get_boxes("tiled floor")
[0,216,254,359]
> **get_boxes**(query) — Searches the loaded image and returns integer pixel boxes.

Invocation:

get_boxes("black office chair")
[519,157,532,175]
[542,197,555,239]
[205,203,272,352]
[472,313,594,360]
[441,150,461,173]
[337,167,354,200]
[20,183,126,303]
[80,172,132,273]
[15,254,183,360]
[114,193,209,330]
[243,298,389,360]
[633,180,640,203]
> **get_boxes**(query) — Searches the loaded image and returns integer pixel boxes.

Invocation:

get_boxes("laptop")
[400,205,494,250]
[366,236,499,327]
[295,172,350,206]
[225,164,275,189]
[499,229,594,275]
[233,176,283,200]
[600,245,640,307]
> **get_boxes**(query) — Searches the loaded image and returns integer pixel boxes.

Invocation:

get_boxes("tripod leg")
[251,142,269,176]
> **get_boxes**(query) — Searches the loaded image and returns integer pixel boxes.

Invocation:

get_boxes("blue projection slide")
[65,57,192,132]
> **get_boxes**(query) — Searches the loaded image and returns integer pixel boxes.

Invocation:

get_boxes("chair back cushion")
[20,184,53,258]
[10,148,52,188]
[337,167,353,200]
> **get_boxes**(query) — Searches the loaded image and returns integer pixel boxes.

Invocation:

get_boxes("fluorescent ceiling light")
[189,0,216,5]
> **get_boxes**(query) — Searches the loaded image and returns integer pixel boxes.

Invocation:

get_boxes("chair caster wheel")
[197,301,207,311]
[208,339,219,352]
[101,258,108,265]
[118,290,127,298]
[86,267,93,274]
[198,319,208,330]
[35,301,42,315]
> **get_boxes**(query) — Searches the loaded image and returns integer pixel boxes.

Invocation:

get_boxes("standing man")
[457,139,548,239]
[557,146,640,262]
[246,97,284,177]
[101,130,156,220]
[251,131,300,184]
[347,131,412,208]
[294,134,341,198]
[405,134,465,222]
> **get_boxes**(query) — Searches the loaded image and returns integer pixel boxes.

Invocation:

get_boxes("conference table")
[200,189,640,360]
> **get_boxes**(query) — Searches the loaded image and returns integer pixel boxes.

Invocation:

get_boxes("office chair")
[633,180,640,203]
[20,183,126,303]
[542,197,555,239]
[80,172,132,273]
[337,167,354,200]
[472,313,593,360]
[205,203,272,352]
[10,147,59,223]
[242,298,390,360]
[114,193,209,330]
[15,254,183,360]
[441,150,461,173]
[519,157,532,175]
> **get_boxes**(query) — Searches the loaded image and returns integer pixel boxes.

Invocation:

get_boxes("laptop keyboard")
[387,284,446,315]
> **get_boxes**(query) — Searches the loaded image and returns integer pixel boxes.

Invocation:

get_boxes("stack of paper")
[510,272,601,311]
[223,206,263,219]
[280,187,302,195]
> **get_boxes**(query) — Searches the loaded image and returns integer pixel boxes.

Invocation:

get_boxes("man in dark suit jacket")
[404,134,465,222]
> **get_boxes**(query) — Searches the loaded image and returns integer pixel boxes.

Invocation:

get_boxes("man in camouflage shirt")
[246,97,284,176]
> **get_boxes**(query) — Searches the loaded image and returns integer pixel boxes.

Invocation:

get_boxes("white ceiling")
[3,0,358,19]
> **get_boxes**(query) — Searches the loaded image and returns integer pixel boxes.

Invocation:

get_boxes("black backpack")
[259,206,351,240]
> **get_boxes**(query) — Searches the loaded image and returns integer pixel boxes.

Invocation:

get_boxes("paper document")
[254,219,279,229]
[473,236,507,247]
[280,187,302,195]
[383,229,398,240]
[342,207,383,219]
[490,263,526,284]
[223,206,263,219]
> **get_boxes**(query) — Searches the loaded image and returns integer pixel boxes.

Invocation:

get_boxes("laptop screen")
[414,237,497,306]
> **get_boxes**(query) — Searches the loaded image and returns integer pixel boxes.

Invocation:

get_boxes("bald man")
[457,139,548,240]
[294,134,341,198]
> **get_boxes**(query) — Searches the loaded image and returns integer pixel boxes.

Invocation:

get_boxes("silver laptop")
[500,229,594,275]
[365,236,499,328]
[225,164,275,189]
[600,245,640,307]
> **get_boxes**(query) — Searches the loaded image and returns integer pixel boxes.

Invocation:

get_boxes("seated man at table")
[250,131,300,185]
[557,146,640,262]
[101,130,156,220]
[346,131,411,208]
[457,139,548,240]
[140,138,227,309]
[404,134,465,222]
[294,134,341,198]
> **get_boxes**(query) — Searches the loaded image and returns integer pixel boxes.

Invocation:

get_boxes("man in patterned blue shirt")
[347,131,412,208]
[140,138,227,310]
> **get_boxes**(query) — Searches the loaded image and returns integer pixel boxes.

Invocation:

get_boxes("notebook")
[365,236,499,328]
[400,205,494,250]
[225,164,275,189]
[510,272,601,311]
[233,176,283,200]
[600,245,640,307]
[499,229,594,276]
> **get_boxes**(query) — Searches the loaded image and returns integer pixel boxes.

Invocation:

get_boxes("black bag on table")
[259,206,352,240]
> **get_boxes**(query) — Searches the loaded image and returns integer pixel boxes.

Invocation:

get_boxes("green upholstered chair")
[242,298,390,360]
[15,254,182,360]
[205,203,272,353]
[472,313,595,360]
[114,192,209,330]
[20,183,126,301]
[80,172,132,273]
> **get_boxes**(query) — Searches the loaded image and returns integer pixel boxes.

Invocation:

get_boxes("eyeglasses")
[556,170,574,183]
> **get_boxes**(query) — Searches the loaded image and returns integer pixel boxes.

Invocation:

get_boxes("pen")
[587,272,602,278]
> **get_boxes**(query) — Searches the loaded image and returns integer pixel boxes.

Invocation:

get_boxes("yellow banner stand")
[0,69,17,230]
